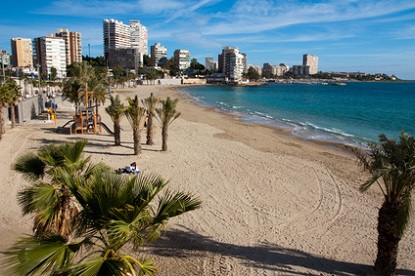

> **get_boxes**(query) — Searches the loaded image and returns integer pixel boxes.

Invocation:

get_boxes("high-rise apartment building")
[103,19,131,60]
[33,36,67,78]
[174,49,190,71]
[129,20,148,55]
[219,46,246,82]
[150,43,167,67]
[103,19,148,67]
[55,28,82,65]
[205,57,217,71]
[10,38,33,68]
[303,54,318,75]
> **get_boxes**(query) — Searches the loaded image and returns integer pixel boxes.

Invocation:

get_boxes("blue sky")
[1,0,414,79]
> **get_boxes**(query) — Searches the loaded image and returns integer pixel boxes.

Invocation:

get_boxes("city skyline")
[0,0,414,80]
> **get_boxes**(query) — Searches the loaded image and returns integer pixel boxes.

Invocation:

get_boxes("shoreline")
[174,85,363,154]
[1,85,414,275]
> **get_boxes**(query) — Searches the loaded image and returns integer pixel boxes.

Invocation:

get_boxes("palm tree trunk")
[114,123,121,146]
[146,115,154,145]
[161,125,168,151]
[133,126,141,155]
[10,104,16,128]
[374,201,401,275]
[0,109,5,140]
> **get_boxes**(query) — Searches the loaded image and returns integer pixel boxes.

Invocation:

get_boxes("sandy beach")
[0,85,414,275]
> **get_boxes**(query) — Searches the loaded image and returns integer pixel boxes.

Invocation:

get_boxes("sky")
[1,0,415,80]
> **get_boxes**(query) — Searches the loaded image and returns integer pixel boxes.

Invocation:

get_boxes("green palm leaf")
[2,234,78,275]
[154,191,201,224]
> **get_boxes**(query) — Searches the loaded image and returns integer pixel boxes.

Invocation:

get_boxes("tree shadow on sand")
[145,225,414,276]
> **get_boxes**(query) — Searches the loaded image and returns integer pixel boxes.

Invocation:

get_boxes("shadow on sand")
[146,225,414,276]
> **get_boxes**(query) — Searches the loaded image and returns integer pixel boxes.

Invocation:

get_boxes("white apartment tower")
[303,54,318,75]
[205,57,217,71]
[33,36,67,78]
[103,19,131,60]
[220,46,246,82]
[174,49,190,71]
[150,43,167,67]
[10,38,33,68]
[55,28,82,65]
[129,20,148,55]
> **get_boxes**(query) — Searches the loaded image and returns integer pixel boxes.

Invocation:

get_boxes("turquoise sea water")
[180,81,415,147]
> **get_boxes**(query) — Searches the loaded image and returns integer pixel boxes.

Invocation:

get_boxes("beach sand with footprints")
[0,85,414,275]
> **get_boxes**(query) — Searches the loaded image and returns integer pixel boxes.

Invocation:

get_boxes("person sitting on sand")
[130,162,140,175]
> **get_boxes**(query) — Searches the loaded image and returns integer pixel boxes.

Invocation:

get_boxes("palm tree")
[3,143,201,275]
[84,75,107,115]
[124,95,146,155]
[142,93,158,145]
[62,62,93,113]
[355,132,415,275]
[156,97,181,151]
[0,81,8,139]
[3,78,21,128]
[12,140,99,238]
[105,95,125,146]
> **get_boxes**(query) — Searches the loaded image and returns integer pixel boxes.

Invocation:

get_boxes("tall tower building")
[129,20,148,55]
[55,28,82,65]
[303,54,318,75]
[205,57,217,71]
[174,49,190,71]
[33,36,67,78]
[103,19,130,61]
[150,43,167,67]
[219,46,246,82]
[10,38,33,68]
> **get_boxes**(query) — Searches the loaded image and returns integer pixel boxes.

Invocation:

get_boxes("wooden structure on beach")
[70,83,103,135]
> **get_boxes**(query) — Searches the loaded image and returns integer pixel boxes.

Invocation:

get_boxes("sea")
[180,81,415,148]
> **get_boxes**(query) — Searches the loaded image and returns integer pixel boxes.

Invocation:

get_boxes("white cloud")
[202,0,415,35]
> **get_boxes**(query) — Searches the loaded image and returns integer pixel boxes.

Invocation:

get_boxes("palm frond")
[13,152,46,180]
[1,234,77,275]
[153,191,201,224]
[17,182,60,216]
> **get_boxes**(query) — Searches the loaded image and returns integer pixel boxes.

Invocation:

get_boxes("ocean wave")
[304,122,355,138]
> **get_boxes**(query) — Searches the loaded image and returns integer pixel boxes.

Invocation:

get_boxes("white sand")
[0,85,414,275]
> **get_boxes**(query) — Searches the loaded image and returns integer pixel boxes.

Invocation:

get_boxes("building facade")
[205,57,217,71]
[103,19,148,67]
[276,63,289,76]
[33,36,67,78]
[11,38,33,68]
[219,46,246,82]
[150,43,167,67]
[108,48,140,70]
[174,49,190,71]
[103,19,131,61]
[55,28,82,65]
[129,20,148,56]
[292,65,309,77]
[303,54,318,75]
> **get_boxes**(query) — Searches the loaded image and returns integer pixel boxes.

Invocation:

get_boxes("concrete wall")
[11,94,64,124]
[182,78,206,85]
[156,78,182,85]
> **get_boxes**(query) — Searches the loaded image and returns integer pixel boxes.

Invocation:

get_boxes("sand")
[0,85,414,275]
